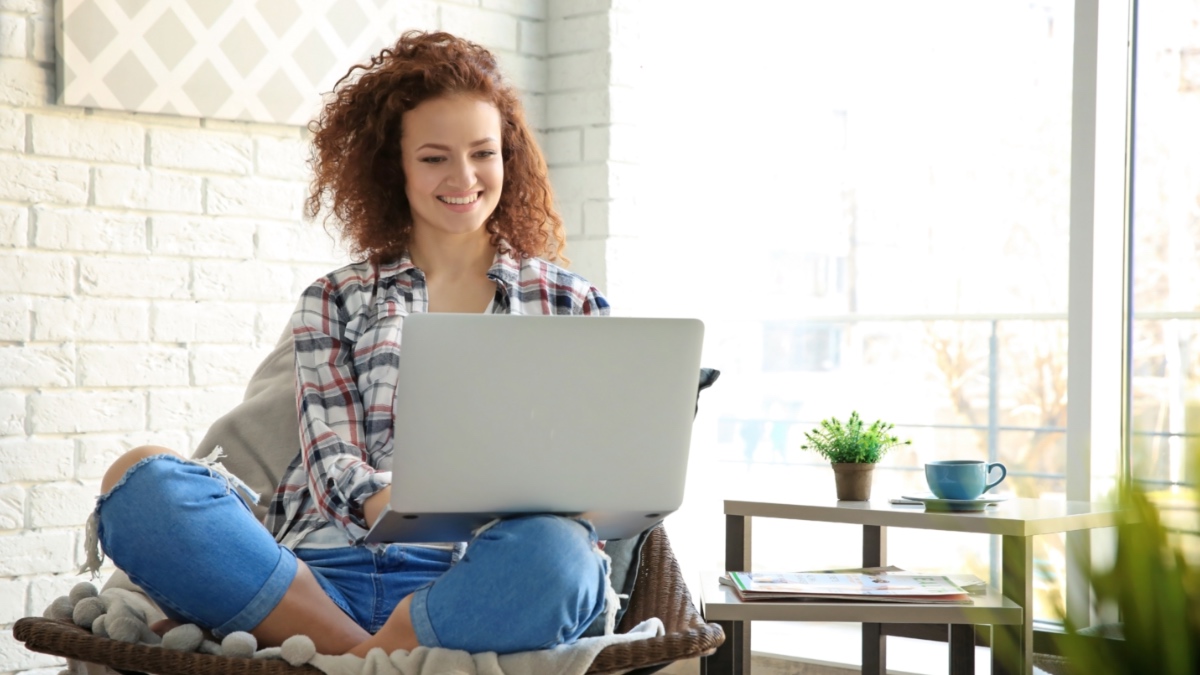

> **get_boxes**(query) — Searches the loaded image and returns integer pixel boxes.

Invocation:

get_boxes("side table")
[699,497,1124,675]
[700,573,1022,675]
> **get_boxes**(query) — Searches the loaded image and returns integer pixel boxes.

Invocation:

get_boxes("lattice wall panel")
[58,0,400,125]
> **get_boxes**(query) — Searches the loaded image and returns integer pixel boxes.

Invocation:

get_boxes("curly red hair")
[306,31,567,265]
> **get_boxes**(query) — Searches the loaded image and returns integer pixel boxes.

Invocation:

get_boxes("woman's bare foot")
[348,595,419,656]
[150,618,182,636]
[150,618,218,642]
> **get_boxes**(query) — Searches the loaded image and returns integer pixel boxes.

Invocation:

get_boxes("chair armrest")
[587,524,725,673]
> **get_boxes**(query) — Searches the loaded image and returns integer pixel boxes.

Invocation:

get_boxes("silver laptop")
[364,313,705,543]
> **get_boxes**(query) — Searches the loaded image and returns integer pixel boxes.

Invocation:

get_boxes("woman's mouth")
[437,193,480,205]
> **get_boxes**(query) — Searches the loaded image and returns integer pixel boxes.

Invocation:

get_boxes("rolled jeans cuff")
[408,583,442,648]
[214,550,297,638]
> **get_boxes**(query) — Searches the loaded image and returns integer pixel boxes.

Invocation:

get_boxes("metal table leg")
[862,524,887,675]
[704,620,747,675]
[949,624,975,675]
[703,514,752,674]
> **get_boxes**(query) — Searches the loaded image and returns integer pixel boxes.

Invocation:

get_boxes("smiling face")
[400,94,504,244]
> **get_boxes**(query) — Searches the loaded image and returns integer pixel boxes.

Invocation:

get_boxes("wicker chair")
[13,524,723,675]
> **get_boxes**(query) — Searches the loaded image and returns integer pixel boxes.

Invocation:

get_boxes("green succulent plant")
[800,411,911,464]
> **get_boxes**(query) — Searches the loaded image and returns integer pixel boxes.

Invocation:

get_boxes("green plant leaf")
[799,411,911,463]
[1057,488,1199,675]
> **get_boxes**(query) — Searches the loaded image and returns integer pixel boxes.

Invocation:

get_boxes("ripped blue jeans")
[93,454,611,653]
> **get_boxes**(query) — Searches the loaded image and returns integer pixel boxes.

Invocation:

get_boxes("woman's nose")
[446,157,474,188]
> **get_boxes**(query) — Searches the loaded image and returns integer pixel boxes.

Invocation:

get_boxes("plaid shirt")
[265,250,610,548]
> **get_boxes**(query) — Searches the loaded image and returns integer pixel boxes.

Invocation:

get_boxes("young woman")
[93,31,613,657]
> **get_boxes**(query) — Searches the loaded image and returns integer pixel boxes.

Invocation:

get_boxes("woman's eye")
[474,150,498,159]
[420,156,445,164]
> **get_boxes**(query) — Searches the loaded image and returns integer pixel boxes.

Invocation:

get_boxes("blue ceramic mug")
[925,460,1007,500]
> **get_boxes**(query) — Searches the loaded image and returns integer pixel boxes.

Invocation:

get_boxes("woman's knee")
[419,516,608,651]
[101,445,183,494]
[468,516,607,635]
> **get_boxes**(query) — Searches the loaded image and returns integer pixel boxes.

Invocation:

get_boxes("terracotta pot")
[831,462,875,501]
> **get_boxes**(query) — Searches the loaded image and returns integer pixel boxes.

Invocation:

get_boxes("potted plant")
[801,411,910,500]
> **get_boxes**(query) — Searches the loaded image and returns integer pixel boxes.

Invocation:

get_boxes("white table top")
[700,572,1024,625]
[724,497,1124,537]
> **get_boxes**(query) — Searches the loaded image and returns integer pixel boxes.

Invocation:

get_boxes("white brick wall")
[33,207,147,254]
[151,301,257,344]
[149,215,256,259]
[0,203,27,245]
[29,114,144,164]
[0,13,26,60]
[148,128,254,175]
[27,481,97,528]
[0,392,25,436]
[0,296,31,340]
[27,391,146,435]
[542,0,645,297]
[34,298,150,342]
[0,344,74,388]
[0,578,26,625]
[0,531,75,577]
[78,345,190,388]
[0,485,23,529]
[0,439,74,482]
[0,2,608,672]
[0,155,89,204]
[78,257,190,299]
[92,166,204,213]
[0,107,23,151]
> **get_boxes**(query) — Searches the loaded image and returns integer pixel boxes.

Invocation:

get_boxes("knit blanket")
[277,618,664,675]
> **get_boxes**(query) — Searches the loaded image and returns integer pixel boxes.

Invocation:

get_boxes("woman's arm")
[580,285,610,316]
[362,484,392,528]
[292,273,393,537]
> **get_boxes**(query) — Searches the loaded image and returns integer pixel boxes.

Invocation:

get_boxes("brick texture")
[0,295,30,341]
[0,438,73,482]
[29,114,143,164]
[27,482,97,528]
[33,207,147,254]
[33,298,150,343]
[0,578,26,625]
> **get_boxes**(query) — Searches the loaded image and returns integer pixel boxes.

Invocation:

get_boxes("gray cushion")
[191,326,298,523]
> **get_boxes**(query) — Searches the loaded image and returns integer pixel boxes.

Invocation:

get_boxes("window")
[632,0,1085,666]
[1130,1,1200,492]
[762,321,842,373]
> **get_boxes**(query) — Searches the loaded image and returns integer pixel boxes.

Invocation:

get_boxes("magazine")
[721,566,974,604]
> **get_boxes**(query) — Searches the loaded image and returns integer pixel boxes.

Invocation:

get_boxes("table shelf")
[700,571,1023,625]
[724,498,1124,537]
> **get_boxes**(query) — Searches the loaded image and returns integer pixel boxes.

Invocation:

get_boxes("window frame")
[1063,0,1136,628]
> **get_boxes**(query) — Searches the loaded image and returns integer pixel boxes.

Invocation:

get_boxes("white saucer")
[900,493,1010,512]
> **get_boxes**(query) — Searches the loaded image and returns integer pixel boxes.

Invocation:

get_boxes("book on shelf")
[720,566,978,604]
